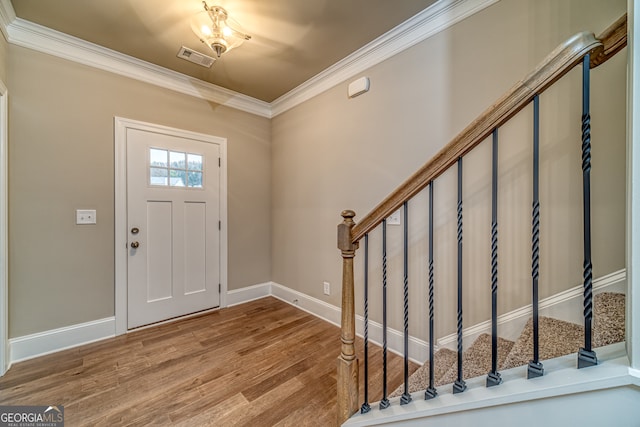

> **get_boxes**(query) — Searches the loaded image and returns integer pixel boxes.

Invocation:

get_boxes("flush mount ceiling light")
[191,2,251,58]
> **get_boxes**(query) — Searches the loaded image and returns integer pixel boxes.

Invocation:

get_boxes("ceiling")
[11,0,437,102]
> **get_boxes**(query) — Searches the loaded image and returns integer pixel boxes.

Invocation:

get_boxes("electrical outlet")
[323,281,330,296]
[387,209,401,225]
[76,209,97,225]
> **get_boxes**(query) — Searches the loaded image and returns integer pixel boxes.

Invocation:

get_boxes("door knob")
[131,227,139,234]
[130,241,140,249]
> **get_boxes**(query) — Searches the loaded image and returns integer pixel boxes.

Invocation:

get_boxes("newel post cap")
[338,210,357,252]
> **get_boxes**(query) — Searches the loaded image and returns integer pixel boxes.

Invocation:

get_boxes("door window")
[149,148,203,188]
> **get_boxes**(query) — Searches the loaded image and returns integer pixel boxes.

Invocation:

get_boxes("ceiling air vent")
[177,46,215,68]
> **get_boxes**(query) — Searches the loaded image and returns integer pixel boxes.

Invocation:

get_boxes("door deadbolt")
[131,227,139,234]
[130,241,140,249]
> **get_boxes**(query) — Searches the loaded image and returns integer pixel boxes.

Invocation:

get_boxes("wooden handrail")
[350,14,627,244]
[591,13,627,68]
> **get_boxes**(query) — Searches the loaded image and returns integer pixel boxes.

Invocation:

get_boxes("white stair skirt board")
[9,317,115,363]
[343,342,640,427]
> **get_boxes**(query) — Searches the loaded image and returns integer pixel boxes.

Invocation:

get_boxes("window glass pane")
[150,167,168,185]
[188,154,203,171]
[150,149,168,167]
[149,148,204,189]
[170,151,186,169]
[170,170,187,187]
[188,171,203,188]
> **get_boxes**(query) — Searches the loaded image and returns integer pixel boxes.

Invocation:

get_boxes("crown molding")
[5,17,272,118]
[0,0,15,42]
[270,0,499,116]
[0,0,498,119]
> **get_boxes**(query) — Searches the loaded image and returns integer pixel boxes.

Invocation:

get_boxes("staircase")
[389,292,625,397]
[336,12,638,427]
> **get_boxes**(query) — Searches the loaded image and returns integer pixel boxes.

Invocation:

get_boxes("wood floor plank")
[0,297,416,426]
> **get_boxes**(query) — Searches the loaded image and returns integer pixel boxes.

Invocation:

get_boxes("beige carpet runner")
[389,292,625,397]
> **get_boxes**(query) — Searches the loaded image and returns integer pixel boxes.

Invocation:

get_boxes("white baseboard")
[437,269,627,350]
[9,317,115,363]
[7,269,624,365]
[270,282,342,327]
[232,271,625,364]
[269,282,428,364]
[226,282,272,307]
[7,281,272,364]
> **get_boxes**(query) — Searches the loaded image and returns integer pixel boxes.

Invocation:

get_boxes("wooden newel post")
[337,210,359,426]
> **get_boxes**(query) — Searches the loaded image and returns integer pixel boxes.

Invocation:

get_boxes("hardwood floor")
[0,297,417,426]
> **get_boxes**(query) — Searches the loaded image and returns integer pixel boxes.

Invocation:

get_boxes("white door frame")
[627,0,640,370]
[0,80,8,375]
[114,117,228,336]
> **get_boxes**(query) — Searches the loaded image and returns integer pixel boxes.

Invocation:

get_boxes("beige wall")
[271,0,627,339]
[8,46,271,337]
[0,32,8,84]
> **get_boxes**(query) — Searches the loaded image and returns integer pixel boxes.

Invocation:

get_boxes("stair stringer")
[343,342,640,427]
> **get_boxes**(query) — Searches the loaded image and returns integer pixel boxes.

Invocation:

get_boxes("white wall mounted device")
[348,77,370,98]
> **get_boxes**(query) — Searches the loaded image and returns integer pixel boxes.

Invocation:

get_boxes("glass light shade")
[191,5,250,58]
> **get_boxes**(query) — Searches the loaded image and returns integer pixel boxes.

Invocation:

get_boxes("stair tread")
[388,348,456,397]
[500,316,583,371]
[437,333,514,386]
[593,292,625,347]
[382,292,626,399]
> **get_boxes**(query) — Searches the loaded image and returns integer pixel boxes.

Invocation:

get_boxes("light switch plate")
[76,209,97,225]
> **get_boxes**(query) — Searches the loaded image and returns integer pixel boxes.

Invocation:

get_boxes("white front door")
[126,127,221,329]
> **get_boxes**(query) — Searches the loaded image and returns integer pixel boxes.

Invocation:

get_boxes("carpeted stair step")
[500,316,583,371]
[437,333,514,386]
[384,292,625,399]
[593,292,625,347]
[388,348,457,398]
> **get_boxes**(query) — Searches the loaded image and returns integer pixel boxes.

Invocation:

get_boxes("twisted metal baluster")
[578,53,597,369]
[361,234,371,413]
[528,95,544,378]
[380,220,391,409]
[487,129,502,387]
[425,182,437,400]
[453,157,467,394]
[401,202,412,405]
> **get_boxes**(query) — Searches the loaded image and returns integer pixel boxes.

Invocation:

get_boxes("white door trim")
[114,117,228,336]
[0,79,8,376]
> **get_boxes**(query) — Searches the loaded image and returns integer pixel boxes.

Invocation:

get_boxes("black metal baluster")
[528,95,544,379]
[578,53,598,369]
[380,220,391,409]
[453,157,467,394]
[425,182,437,400]
[401,202,412,405]
[361,234,371,414]
[487,129,502,387]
